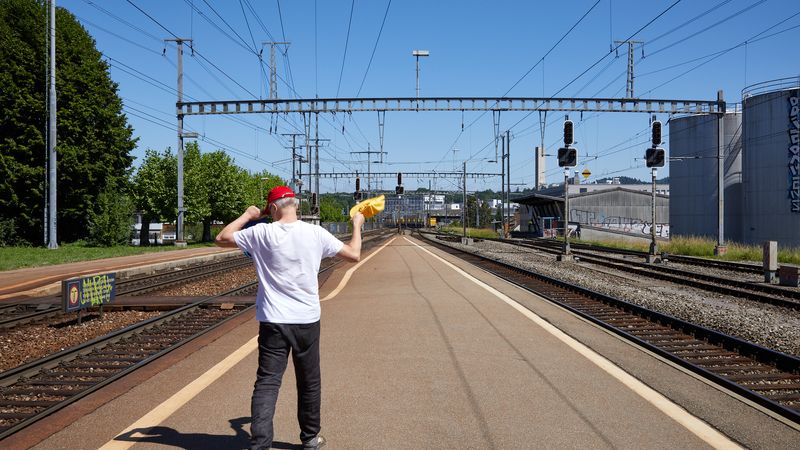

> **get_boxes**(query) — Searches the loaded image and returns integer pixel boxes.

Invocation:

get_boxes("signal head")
[563,120,574,146]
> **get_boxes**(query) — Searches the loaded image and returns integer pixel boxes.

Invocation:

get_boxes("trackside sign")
[62,273,117,312]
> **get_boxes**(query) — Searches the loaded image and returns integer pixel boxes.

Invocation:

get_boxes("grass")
[0,242,217,272]
[440,226,500,239]
[574,235,800,265]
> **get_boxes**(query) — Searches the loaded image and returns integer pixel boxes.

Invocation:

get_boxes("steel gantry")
[172,94,729,250]
[316,172,500,179]
[176,96,725,116]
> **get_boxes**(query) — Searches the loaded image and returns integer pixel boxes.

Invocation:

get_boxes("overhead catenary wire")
[335,0,356,98]
[355,0,392,97]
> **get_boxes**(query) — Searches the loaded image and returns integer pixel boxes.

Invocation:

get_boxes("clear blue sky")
[61,0,800,194]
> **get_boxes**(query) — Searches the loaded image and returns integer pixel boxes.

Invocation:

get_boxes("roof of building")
[514,186,670,205]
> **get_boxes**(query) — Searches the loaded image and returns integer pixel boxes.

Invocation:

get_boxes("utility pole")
[462,161,467,241]
[500,135,505,237]
[715,90,727,255]
[47,0,57,249]
[281,133,304,195]
[350,145,387,199]
[314,112,320,214]
[262,41,289,99]
[165,38,192,246]
[506,130,511,236]
[614,40,643,98]
[412,50,429,98]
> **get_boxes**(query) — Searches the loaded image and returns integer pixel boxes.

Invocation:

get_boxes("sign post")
[62,273,117,323]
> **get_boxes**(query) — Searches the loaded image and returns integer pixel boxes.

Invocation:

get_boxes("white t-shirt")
[234,220,344,324]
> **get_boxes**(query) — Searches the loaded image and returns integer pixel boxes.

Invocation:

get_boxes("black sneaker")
[303,435,326,449]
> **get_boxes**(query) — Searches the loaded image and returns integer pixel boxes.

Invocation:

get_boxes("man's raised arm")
[337,213,364,262]
[215,206,263,248]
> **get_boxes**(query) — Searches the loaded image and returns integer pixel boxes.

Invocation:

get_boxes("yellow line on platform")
[100,237,394,449]
[99,335,259,450]
[320,236,396,302]
[405,237,741,450]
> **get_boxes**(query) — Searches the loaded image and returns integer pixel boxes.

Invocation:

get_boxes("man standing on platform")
[216,186,364,450]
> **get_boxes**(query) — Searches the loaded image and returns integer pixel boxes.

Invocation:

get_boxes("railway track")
[503,236,764,275]
[417,232,800,424]
[482,236,800,310]
[0,229,395,439]
[0,256,252,330]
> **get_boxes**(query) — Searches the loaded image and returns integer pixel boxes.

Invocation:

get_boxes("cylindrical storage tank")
[742,78,800,248]
[668,112,742,242]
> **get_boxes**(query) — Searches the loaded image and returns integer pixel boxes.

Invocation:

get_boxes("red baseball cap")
[267,186,295,204]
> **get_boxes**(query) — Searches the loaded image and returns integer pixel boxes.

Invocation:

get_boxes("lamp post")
[412,50,429,98]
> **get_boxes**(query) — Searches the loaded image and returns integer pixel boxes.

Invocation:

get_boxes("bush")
[86,190,134,246]
[0,218,26,247]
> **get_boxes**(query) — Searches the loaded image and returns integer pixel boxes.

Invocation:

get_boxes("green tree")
[86,188,134,246]
[0,0,136,244]
[131,148,176,245]
[319,194,346,222]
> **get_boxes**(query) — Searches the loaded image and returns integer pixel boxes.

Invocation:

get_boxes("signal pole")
[350,145,387,199]
[165,37,193,246]
[47,0,57,249]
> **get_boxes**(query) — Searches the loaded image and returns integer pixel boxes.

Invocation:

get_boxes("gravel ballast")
[439,237,800,357]
[0,310,162,372]
[151,266,257,296]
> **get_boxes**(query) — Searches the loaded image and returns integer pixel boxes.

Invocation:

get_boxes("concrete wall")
[569,189,670,238]
[668,112,742,241]
[742,88,800,247]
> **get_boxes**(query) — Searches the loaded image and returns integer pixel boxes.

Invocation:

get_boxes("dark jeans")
[251,321,321,450]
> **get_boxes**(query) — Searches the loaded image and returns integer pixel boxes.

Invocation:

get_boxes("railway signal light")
[396,172,404,195]
[354,176,362,200]
[651,120,662,146]
[355,177,360,192]
[563,120,574,146]
[558,147,577,167]
[645,147,665,167]
[353,191,362,201]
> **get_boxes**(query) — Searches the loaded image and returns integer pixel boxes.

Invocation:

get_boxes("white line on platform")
[99,236,394,449]
[405,237,742,450]
[320,236,396,302]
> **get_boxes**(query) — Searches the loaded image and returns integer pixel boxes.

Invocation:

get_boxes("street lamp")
[412,50,429,98]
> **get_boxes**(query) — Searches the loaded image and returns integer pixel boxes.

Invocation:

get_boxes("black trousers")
[250,321,321,450]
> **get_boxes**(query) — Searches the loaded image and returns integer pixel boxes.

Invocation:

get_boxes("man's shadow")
[112,416,301,449]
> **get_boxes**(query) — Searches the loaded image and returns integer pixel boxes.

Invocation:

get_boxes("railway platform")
[0,247,240,301]
[8,235,799,449]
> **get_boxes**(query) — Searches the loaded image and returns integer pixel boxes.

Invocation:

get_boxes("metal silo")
[741,77,800,248]
[668,111,742,242]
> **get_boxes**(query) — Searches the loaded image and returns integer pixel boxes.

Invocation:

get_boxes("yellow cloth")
[349,194,385,219]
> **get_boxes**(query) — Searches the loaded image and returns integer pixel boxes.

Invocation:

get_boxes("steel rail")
[495,238,800,309]
[514,237,762,274]
[417,232,800,424]
[0,257,252,330]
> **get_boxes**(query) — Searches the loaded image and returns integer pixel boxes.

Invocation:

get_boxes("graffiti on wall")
[789,91,800,213]
[569,208,670,238]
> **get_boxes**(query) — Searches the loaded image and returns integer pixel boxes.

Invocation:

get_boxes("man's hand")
[245,205,263,221]
[216,206,263,248]
[351,212,365,229]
